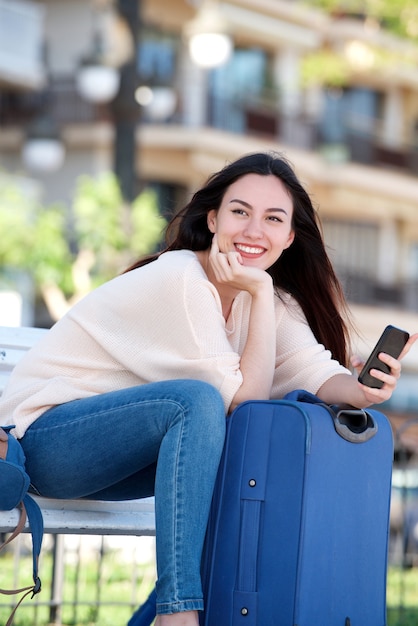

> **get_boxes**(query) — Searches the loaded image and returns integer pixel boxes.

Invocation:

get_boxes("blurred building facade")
[1,0,418,408]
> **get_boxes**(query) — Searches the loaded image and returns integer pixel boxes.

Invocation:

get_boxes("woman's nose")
[243,218,263,239]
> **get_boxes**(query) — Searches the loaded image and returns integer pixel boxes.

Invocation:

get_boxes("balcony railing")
[1,76,417,176]
[335,270,418,313]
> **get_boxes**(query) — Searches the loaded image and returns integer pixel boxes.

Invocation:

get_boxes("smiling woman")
[128,151,348,367]
[1,151,415,626]
[124,149,416,413]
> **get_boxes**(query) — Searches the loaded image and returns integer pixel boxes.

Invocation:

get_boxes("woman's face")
[207,174,295,271]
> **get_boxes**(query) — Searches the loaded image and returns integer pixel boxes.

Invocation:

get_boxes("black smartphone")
[358,325,410,388]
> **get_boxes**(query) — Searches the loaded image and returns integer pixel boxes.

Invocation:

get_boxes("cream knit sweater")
[0,250,350,438]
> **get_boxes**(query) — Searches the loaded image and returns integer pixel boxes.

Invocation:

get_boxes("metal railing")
[0,533,156,625]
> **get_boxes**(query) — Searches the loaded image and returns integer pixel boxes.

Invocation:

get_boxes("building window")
[137,30,177,86]
[322,218,379,303]
[208,47,271,133]
[320,87,383,164]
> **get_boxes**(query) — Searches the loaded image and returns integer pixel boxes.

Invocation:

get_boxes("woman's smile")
[235,243,267,258]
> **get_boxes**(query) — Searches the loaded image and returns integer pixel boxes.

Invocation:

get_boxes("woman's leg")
[20,379,226,616]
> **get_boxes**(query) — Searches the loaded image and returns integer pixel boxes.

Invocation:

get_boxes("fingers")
[361,351,401,389]
[210,234,238,265]
[355,350,403,405]
[351,350,400,405]
[210,233,219,255]
[209,234,243,283]
[350,354,364,373]
[377,351,401,378]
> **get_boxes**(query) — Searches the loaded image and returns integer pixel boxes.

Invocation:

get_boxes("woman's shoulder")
[274,289,307,324]
[152,250,206,282]
[112,250,210,303]
[115,250,204,284]
[158,249,201,268]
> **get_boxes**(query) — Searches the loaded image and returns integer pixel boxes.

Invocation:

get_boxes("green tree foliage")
[301,0,418,87]
[0,172,167,321]
[301,50,351,87]
[305,0,418,41]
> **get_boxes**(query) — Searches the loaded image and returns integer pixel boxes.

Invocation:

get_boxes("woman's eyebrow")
[229,198,289,214]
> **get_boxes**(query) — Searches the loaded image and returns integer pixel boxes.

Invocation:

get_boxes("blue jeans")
[20,379,226,615]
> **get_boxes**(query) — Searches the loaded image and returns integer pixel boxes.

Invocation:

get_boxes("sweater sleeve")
[65,251,244,411]
[271,294,352,398]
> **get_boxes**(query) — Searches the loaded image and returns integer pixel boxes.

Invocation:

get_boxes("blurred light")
[22,116,65,173]
[76,63,120,103]
[135,86,177,120]
[184,0,233,68]
[135,85,153,106]
[189,32,232,68]
[345,40,375,71]
[22,138,65,173]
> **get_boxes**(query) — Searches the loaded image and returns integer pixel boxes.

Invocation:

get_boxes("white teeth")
[236,244,264,254]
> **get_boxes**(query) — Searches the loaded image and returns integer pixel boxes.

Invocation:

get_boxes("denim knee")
[180,380,226,453]
[166,380,227,473]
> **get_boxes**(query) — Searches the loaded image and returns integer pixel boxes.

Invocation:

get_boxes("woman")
[0,152,415,626]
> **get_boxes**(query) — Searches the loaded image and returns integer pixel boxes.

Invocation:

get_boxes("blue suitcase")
[200,390,394,626]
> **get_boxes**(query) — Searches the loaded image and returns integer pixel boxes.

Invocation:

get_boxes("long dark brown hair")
[125,152,351,366]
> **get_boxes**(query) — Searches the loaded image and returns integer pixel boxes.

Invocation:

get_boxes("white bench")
[0,325,156,537]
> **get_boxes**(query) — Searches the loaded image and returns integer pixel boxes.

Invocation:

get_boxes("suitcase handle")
[329,405,378,443]
[283,390,378,443]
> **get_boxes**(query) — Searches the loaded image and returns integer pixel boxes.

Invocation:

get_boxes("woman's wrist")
[247,274,274,299]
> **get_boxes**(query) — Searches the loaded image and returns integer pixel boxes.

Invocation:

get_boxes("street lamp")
[109,0,140,203]
[75,2,132,104]
[75,0,140,203]
[184,0,233,68]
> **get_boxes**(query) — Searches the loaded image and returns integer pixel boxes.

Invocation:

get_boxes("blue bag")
[0,425,43,626]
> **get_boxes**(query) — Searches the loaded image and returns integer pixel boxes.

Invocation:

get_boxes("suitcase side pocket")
[231,405,274,625]
[233,480,263,624]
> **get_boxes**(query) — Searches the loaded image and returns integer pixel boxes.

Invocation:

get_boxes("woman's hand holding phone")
[357,325,409,389]
[350,325,418,403]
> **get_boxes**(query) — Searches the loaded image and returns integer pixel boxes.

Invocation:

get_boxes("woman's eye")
[231,208,247,216]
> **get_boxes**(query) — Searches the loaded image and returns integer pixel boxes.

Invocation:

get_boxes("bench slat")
[0,371,10,394]
[0,326,46,394]
[0,496,156,536]
[0,326,46,349]
[0,347,33,370]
